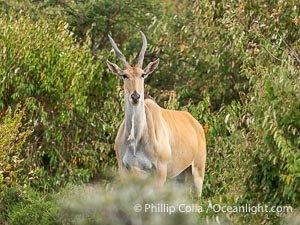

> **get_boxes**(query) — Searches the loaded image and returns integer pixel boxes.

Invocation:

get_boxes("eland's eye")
[122,74,128,79]
[141,74,146,78]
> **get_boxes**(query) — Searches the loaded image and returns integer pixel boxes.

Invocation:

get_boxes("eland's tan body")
[107,32,206,195]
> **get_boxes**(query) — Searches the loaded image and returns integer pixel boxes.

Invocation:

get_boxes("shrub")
[0,13,122,190]
[58,178,200,225]
[241,53,300,205]
[0,186,58,225]
[0,103,32,187]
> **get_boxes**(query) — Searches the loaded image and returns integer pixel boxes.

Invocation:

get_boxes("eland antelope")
[106,32,206,195]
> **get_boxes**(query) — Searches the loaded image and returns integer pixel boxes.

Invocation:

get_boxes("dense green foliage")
[0,0,299,224]
[0,103,32,187]
[0,186,58,225]
[0,14,121,190]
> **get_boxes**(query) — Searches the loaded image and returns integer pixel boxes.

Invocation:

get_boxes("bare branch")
[282,39,300,65]
[258,44,282,62]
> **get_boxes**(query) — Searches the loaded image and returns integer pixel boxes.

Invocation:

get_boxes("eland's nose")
[131,91,140,103]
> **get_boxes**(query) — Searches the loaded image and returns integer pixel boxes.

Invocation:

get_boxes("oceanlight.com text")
[133,203,293,215]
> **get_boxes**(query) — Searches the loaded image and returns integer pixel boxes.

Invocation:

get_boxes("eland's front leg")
[156,161,168,187]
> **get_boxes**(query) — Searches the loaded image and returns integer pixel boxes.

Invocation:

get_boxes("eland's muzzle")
[131,90,140,104]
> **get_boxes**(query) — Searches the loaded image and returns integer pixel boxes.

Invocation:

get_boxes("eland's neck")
[124,97,147,143]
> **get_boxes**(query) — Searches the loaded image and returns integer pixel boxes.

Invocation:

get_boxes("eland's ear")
[107,60,123,76]
[143,59,159,77]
